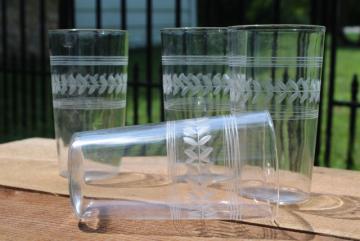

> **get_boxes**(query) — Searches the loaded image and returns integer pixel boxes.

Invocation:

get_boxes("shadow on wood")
[288,193,360,220]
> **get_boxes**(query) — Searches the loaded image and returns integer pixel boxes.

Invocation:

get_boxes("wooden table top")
[0,138,359,241]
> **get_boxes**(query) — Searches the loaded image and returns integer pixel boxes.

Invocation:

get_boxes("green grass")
[124,45,360,170]
[124,47,163,124]
[344,32,360,43]
[317,46,360,169]
[0,45,359,170]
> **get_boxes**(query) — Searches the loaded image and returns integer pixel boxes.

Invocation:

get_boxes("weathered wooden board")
[0,187,352,241]
[0,138,359,240]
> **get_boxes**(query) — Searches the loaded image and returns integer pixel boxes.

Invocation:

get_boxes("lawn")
[125,45,360,170]
[0,45,359,170]
[317,46,360,169]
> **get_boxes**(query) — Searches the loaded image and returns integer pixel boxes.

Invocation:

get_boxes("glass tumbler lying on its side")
[69,112,279,222]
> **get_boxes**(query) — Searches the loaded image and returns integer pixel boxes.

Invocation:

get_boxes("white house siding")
[75,0,197,48]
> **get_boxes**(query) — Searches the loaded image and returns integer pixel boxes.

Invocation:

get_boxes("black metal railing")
[0,0,359,169]
[317,0,360,169]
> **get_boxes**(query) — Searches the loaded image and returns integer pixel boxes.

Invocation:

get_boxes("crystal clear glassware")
[48,29,128,177]
[69,112,278,222]
[228,25,325,204]
[161,27,229,121]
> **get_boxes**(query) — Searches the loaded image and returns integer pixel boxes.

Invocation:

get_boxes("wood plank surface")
[0,138,359,240]
[0,186,352,241]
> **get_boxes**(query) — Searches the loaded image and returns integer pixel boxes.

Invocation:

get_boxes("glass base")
[240,186,309,205]
[59,170,68,178]
[278,187,309,205]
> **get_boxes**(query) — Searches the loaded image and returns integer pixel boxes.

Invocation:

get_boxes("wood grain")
[0,138,359,240]
[0,186,353,241]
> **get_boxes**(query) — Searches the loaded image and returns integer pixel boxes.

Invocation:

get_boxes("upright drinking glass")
[161,27,229,121]
[69,112,278,222]
[48,29,128,177]
[228,25,325,204]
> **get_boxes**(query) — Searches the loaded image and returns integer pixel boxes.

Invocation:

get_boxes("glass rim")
[228,24,325,32]
[161,27,227,33]
[48,29,127,34]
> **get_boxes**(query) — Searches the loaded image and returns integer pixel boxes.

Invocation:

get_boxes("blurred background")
[0,0,359,170]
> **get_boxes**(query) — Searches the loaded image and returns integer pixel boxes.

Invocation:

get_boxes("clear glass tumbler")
[228,25,325,204]
[48,29,128,177]
[161,27,229,120]
[69,112,278,222]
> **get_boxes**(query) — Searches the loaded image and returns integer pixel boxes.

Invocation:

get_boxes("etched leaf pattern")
[230,74,321,104]
[51,73,127,95]
[163,72,320,104]
[182,118,217,219]
[183,118,213,169]
[163,73,231,96]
